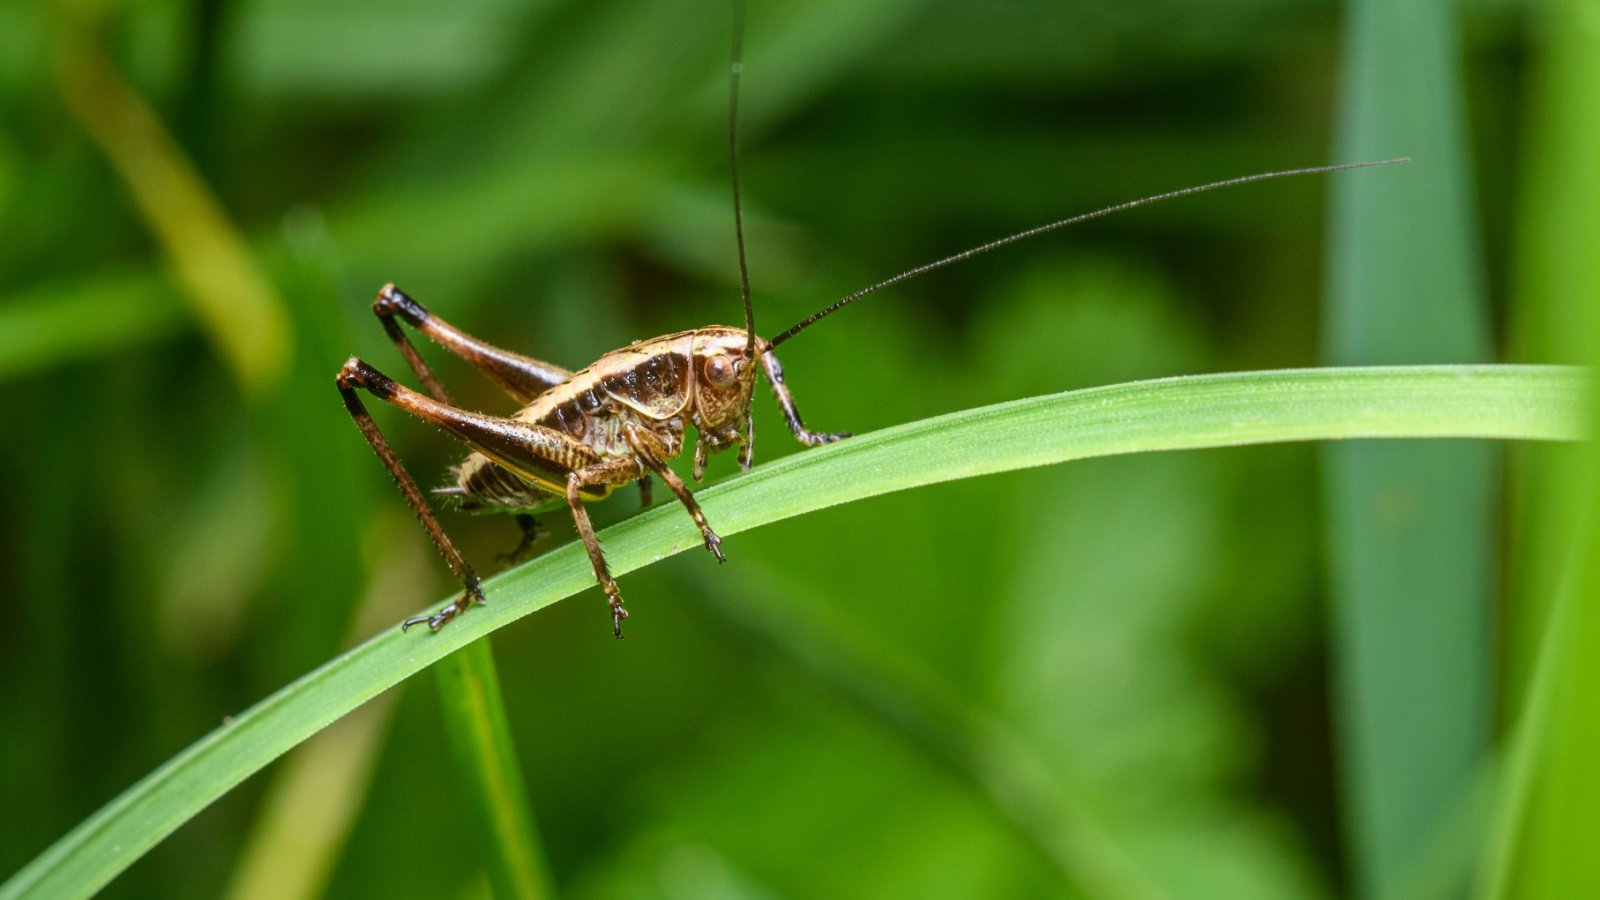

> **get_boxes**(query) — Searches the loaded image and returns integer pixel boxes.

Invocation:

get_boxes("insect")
[335,14,1405,638]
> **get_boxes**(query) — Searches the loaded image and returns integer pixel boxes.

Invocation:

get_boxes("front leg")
[761,351,850,446]
[625,424,724,563]
[690,416,752,481]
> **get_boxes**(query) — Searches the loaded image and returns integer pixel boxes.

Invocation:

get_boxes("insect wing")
[601,332,695,420]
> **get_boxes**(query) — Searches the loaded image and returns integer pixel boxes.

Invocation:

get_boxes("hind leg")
[372,284,573,404]
[336,362,484,631]
[337,356,608,631]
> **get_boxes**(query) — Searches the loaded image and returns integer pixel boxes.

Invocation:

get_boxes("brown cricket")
[336,14,1405,637]
[336,291,842,637]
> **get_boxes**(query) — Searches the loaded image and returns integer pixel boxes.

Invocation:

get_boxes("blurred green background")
[1,0,1592,897]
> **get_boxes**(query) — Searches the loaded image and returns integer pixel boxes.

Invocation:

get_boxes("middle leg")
[565,458,651,638]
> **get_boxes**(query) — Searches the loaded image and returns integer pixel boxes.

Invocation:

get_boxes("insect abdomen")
[446,455,562,512]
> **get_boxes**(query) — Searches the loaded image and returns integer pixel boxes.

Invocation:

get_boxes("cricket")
[335,8,1405,639]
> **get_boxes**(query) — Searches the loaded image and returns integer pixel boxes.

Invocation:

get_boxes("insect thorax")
[444,327,767,513]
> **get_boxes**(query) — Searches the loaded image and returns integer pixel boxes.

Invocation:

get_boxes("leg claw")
[401,607,454,633]
[400,586,484,633]
[704,531,725,564]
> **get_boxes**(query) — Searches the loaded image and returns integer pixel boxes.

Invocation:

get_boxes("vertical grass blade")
[1323,0,1493,895]
[1484,0,1600,893]
[436,639,555,900]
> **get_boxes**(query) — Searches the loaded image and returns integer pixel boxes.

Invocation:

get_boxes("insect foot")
[402,581,487,633]
[704,529,726,564]
[610,593,629,640]
[801,430,851,446]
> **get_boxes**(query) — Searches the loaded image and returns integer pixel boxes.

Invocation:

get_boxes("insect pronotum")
[335,7,1406,638]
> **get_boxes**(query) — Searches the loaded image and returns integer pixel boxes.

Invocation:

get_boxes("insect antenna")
[727,0,756,359]
[767,157,1410,349]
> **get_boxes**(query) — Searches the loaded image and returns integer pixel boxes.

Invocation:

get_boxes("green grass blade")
[1324,0,1492,894]
[220,531,435,900]
[0,365,1582,900]
[0,278,187,382]
[221,694,400,900]
[688,562,1161,898]
[435,639,555,900]
[57,32,291,395]
[1484,0,1600,893]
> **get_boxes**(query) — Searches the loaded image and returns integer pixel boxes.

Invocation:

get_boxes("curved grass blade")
[0,364,1584,900]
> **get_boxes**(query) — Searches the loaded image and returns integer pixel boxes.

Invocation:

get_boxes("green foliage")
[0,1,1584,897]
[2,366,1582,899]
[1486,0,1600,895]
[1323,1,1494,895]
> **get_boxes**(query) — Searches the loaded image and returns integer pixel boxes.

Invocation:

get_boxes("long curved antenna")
[728,0,755,358]
[768,157,1410,349]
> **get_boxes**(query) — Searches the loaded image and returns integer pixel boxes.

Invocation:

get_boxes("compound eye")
[703,354,736,387]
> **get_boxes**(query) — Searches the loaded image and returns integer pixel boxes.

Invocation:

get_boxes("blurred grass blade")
[223,698,397,900]
[1485,0,1600,894]
[0,365,1582,900]
[1323,0,1492,895]
[223,528,436,900]
[54,29,290,395]
[0,277,186,382]
[436,640,555,900]
[689,562,1160,899]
